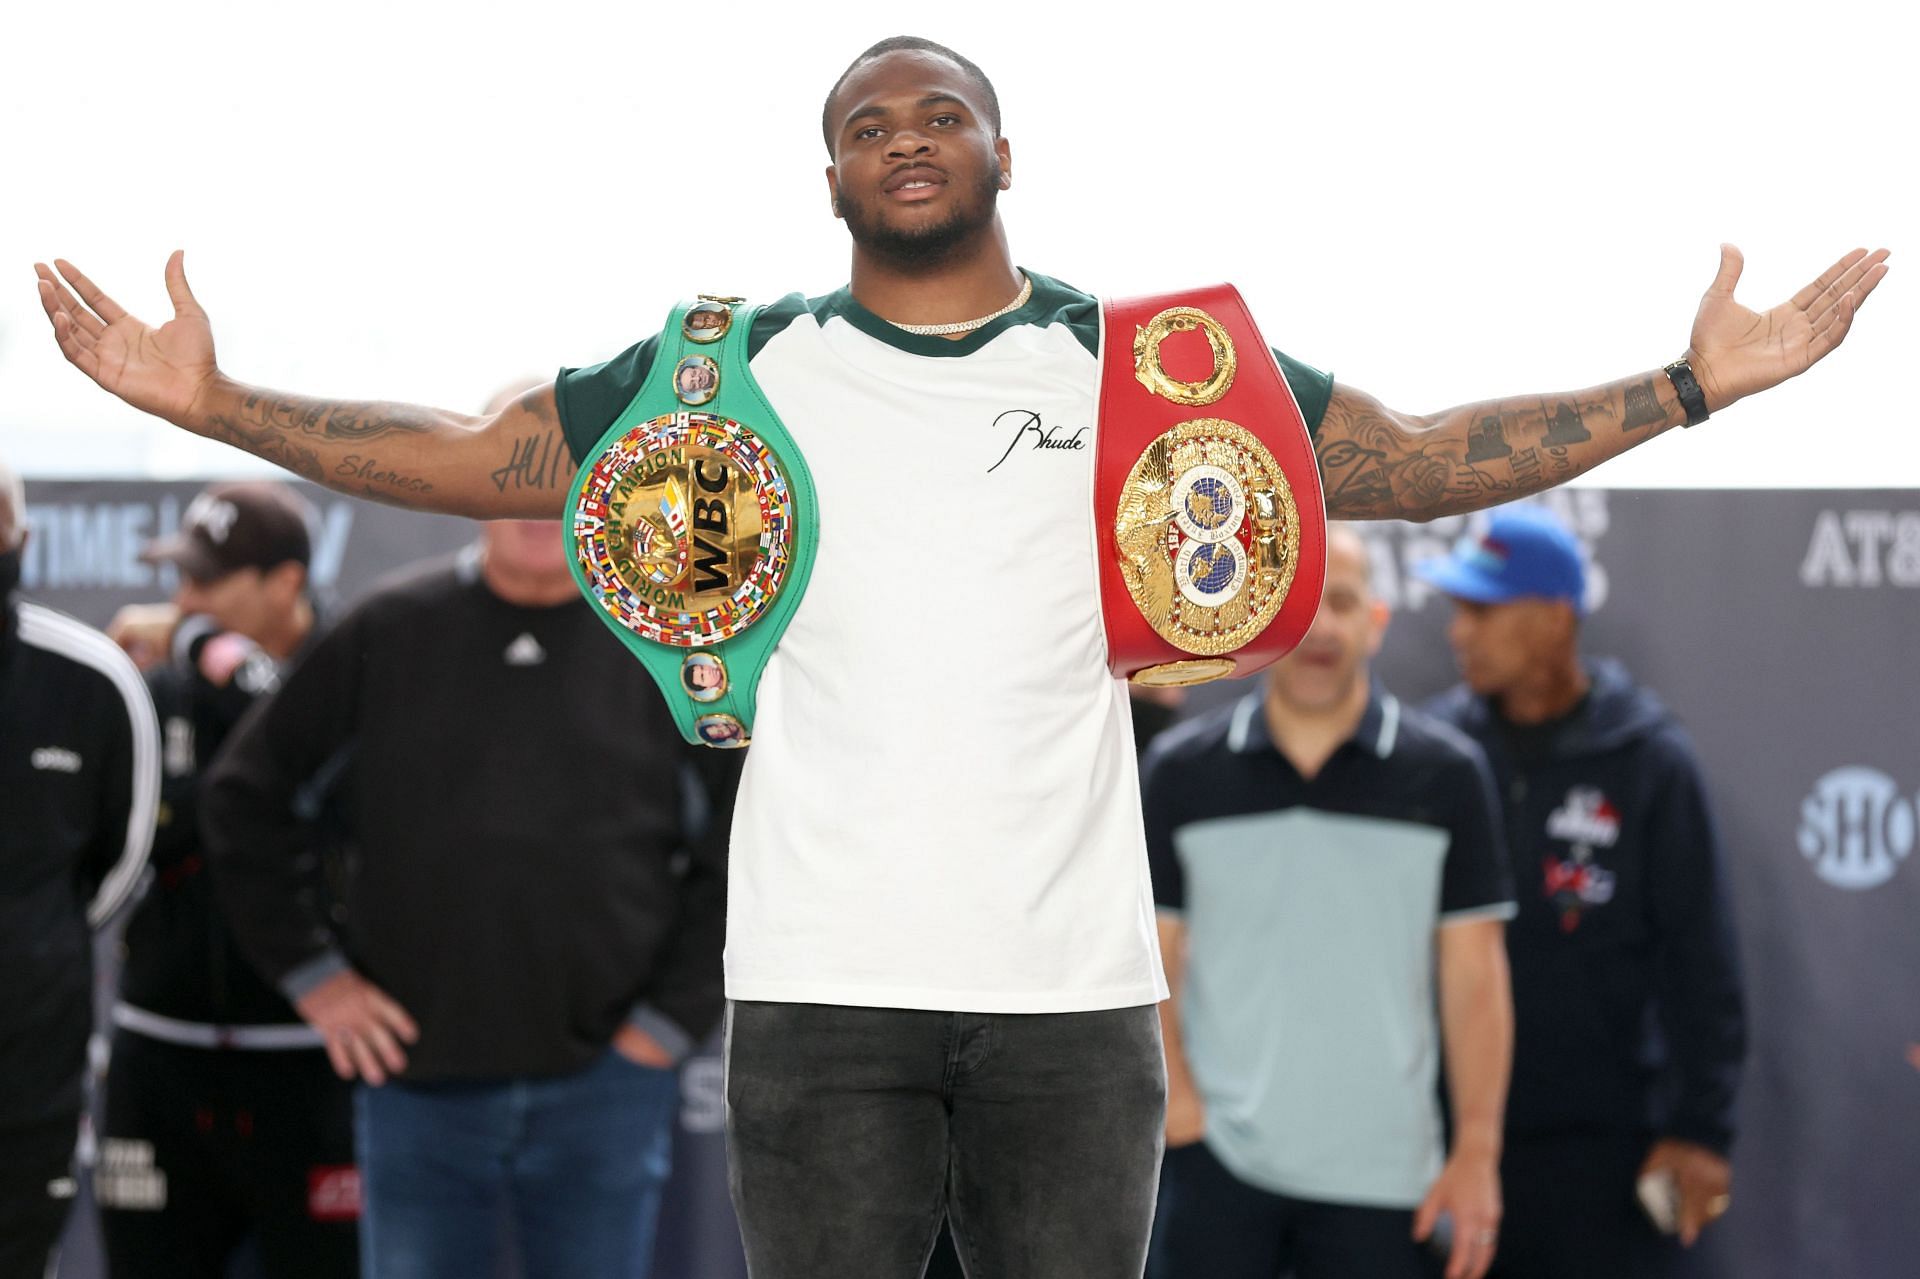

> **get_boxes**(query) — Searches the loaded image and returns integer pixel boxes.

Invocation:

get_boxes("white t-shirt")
[556,273,1330,1014]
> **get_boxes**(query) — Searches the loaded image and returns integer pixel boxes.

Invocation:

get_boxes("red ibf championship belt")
[1096,285,1326,686]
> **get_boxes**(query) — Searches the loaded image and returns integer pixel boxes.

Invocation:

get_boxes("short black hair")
[821,37,1001,154]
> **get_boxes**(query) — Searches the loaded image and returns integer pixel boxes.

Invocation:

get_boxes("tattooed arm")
[1315,373,1681,521]
[191,382,574,518]
[1315,245,1889,522]
[35,253,574,519]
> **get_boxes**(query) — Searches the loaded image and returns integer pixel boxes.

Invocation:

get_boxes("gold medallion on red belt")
[1115,308,1301,657]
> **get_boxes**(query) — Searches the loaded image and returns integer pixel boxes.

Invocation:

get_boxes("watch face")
[571,411,795,648]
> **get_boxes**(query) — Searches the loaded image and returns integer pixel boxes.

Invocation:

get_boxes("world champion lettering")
[607,444,695,611]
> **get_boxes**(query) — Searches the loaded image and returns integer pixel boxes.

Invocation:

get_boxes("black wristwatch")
[1663,357,1711,428]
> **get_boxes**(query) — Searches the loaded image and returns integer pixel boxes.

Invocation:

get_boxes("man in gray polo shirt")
[1144,527,1516,1279]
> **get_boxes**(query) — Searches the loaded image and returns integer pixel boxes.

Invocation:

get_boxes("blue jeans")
[355,1047,678,1279]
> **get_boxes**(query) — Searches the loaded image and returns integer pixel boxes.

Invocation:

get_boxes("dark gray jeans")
[724,1001,1166,1278]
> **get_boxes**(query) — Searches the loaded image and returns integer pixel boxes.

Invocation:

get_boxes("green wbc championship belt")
[565,297,819,748]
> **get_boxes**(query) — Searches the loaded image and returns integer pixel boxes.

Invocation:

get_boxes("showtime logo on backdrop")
[1798,767,1915,890]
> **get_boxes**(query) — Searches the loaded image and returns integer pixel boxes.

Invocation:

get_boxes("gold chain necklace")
[888,274,1033,337]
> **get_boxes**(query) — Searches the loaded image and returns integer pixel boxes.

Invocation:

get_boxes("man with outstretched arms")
[37,35,1887,1277]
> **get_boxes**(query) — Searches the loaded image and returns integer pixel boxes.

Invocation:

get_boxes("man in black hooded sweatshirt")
[1418,506,1745,1279]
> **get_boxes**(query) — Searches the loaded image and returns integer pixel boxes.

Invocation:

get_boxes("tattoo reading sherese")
[200,387,574,510]
[1314,374,1679,521]
[335,455,434,497]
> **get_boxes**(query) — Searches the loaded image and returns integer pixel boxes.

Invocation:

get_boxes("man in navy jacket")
[1419,507,1746,1279]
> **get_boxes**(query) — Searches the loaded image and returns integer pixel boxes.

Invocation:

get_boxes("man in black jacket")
[97,481,359,1278]
[202,517,734,1278]
[0,457,160,1279]
[1418,506,1746,1279]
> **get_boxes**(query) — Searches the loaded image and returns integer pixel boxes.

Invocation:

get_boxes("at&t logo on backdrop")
[1798,767,1915,890]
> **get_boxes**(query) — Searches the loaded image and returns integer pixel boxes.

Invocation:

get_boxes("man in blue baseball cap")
[1419,505,1590,612]
[1418,505,1747,1279]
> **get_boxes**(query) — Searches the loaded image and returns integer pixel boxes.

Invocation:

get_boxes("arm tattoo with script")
[1316,372,1684,521]
[193,382,568,514]
[489,431,573,493]
[236,393,439,441]
[204,409,326,483]
[200,391,449,489]
[335,454,435,498]
[198,392,456,505]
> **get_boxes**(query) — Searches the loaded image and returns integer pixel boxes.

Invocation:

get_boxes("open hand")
[1414,1150,1501,1279]
[35,252,220,425]
[1688,245,1889,411]
[295,968,420,1086]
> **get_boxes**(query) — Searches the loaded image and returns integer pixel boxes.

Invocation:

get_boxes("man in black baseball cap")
[146,481,312,576]
[132,482,315,664]
[98,480,355,1279]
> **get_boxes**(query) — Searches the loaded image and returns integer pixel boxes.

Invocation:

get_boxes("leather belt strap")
[1094,284,1326,685]
[566,298,820,747]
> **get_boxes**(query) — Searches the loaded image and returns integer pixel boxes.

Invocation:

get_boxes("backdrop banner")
[16,479,479,620]
[22,481,1916,1278]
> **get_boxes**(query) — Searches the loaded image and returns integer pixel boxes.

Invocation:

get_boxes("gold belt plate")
[572,411,795,647]
[1114,418,1300,656]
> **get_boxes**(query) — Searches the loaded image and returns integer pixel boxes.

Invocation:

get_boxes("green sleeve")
[1270,348,1333,439]
[554,334,665,463]
[554,293,815,462]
